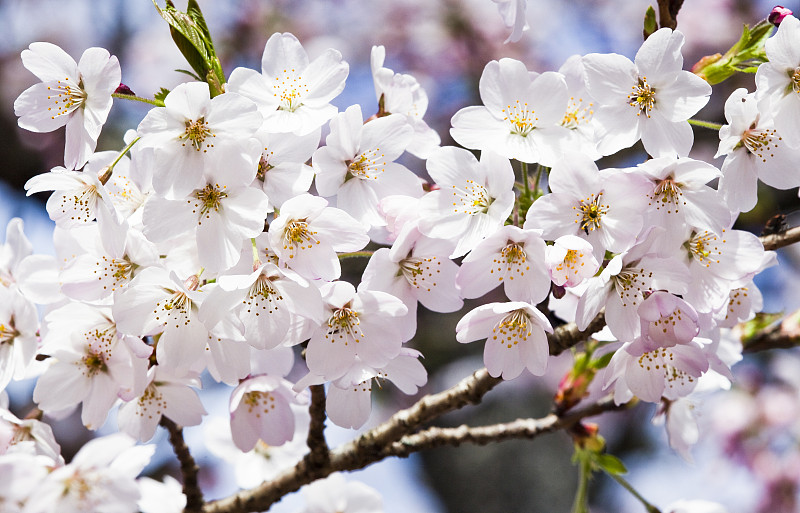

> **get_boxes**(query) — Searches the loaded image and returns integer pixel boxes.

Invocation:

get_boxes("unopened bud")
[97,165,113,185]
[571,422,605,451]
[184,274,200,291]
[769,6,793,26]
[114,83,135,96]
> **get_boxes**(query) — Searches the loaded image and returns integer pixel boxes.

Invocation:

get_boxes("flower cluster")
[1,3,797,511]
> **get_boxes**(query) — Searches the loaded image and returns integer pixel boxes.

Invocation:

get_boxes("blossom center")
[491,309,532,349]
[650,177,685,214]
[502,100,537,136]
[245,274,283,314]
[257,154,274,181]
[612,267,652,308]
[684,231,722,267]
[282,219,319,255]
[346,149,385,180]
[243,391,277,414]
[325,307,362,345]
[181,117,214,151]
[274,68,308,112]
[450,180,492,215]
[0,319,20,345]
[790,67,800,94]
[46,77,87,119]
[561,97,593,129]
[637,347,695,390]
[193,184,228,219]
[741,125,780,163]
[399,256,439,291]
[573,192,609,234]
[628,77,656,117]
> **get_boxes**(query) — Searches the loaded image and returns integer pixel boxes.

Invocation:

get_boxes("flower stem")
[521,161,531,198]
[112,92,165,107]
[606,472,662,513]
[687,118,722,130]
[337,251,374,260]
[571,454,592,513]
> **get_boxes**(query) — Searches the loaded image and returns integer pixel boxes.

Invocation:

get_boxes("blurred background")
[2,0,800,512]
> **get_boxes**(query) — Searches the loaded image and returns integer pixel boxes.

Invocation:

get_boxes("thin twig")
[548,312,606,355]
[383,395,622,457]
[160,417,204,513]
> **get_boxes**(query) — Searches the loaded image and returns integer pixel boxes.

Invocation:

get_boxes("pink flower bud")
[769,5,793,26]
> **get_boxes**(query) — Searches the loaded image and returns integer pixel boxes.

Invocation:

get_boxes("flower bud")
[114,82,135,96]
[769,6,793,26]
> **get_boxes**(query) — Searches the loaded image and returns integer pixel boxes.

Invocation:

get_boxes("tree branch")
[203,368,502,513]
[548,312,606,355]
[383,395,622,457]
[305,384,330,469]
[760,225,800,251]
[160,417,204,513]
[656,0,684,29]
[742,309,800,353]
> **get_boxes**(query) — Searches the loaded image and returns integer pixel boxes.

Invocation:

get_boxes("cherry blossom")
[227,32,348,135]
[450,58,570,166]
[583,28,711,156]
[456,301,553,379]
[14,42,121,169]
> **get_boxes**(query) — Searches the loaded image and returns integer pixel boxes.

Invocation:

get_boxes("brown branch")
[548,312,606,355]
[160,417,204,513]
[657,0,684,30]
[203,368,502,513]
[305,385,330,469]
[384,395,622,457]
[742,309,800,353]
[760,226,800,251]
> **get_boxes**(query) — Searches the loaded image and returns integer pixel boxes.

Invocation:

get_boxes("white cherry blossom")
[583,28,711,157]
[227,32,348,135]
[450,58,570,166]
[14,42,121,169]
[419,147,515,258]
[456,301,553,379]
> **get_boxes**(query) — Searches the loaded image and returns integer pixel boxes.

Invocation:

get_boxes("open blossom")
[313,104,422,227]
[142,169,270,274]
[604,337,709,404]
[135,82,263,197]
[524,153,652,257]
[456,301,553,379]
[229,375,300,452]
[546,235,599,288]
[0,287,39,393]
[455,225,550,304]
[324,348,427,429]
[638,291,700,350]
[716,88,800,212]
[33,302,149,430]
[419,147,515,258]
[583,28,711,157]
[360,224,462,341]
[227,32,348,135]
[268,193,370,281]
[25,165,117,229]
[370,46,440,158]
[22,434,154,513]
[755,15,800,147]
[14,42,121,170]
[450,59,569,166]
[304,281,408,382]
[117,366,205,442]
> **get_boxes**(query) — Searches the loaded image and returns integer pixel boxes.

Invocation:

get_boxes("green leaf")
[590,351,614,370]
[154,87,171,103]
[175,68,204,81]
[643,6,657,39]
[595,453,628,475]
